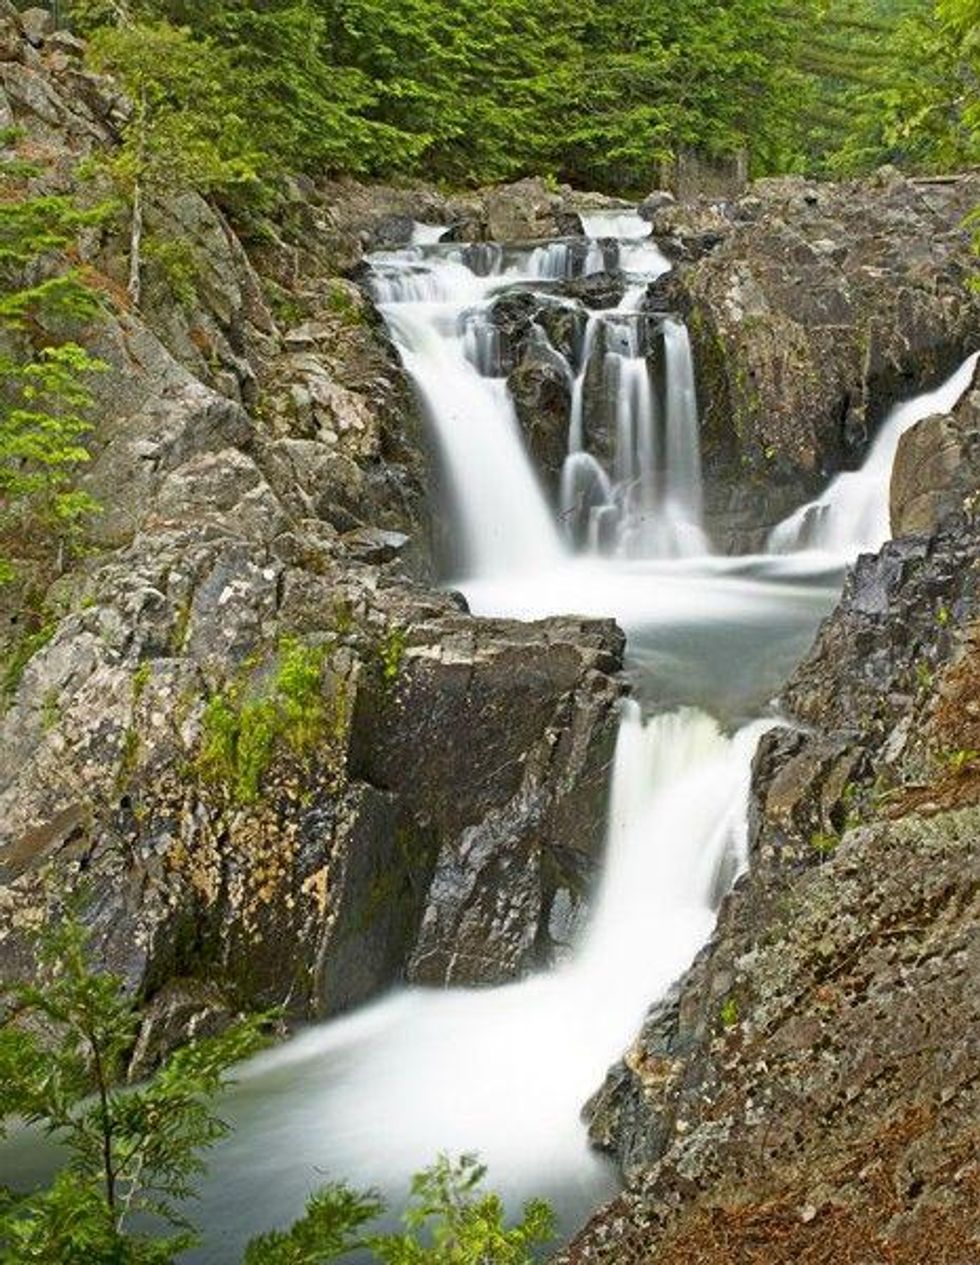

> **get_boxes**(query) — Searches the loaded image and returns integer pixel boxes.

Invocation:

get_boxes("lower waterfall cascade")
[4,210,975,1262]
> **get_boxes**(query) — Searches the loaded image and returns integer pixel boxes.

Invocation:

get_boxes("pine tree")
[0,915,267,1263]
[0,152,105,582]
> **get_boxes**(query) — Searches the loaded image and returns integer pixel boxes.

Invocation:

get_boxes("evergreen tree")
[86,19,260,305]
[0,154,105,582]
[0,915,268,1263]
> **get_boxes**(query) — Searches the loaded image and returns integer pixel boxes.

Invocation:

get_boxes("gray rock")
[18,7,52,46]
[659,175,980,550]
[890,360,980,536]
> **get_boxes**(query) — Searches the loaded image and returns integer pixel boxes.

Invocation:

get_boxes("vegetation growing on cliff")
[0,918,551,1263]
[0,159,105,584]
[196,638,345,804]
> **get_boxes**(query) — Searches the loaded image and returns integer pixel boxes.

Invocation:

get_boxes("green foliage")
[720,996,739,1028]
[0,913,267,1263]
[810,829,840,857]
[0,618,56,706]
[0,922,553,1264]
[378,625,406,688]
[820,0,980,173]
[61,0,824,193]
[196,637,335,803]
[0,344,103,531]
[242,1184,384,1263]
[0,166,106,580]
[142,234,199,309]
[87,20,261,200]
[244,1153,554,1264]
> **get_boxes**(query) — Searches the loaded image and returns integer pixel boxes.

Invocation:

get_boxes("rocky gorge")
[1,5,979,1263]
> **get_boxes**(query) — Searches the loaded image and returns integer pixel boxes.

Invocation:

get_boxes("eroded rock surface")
[561,510,980,1262]
[651,173,980,549]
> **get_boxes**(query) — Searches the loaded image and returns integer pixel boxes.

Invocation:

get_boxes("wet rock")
[890,359,980,537]
[509,337,572,494]
[367,213,416,250]
[565,516,980,1262]
[559,271,626,310]
[340,526,409,564]
[638,190,676,220]
[349,615,625,985]
[484,176,565,240]
[659,174,980,550]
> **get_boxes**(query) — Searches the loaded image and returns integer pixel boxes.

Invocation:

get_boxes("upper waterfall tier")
[367,222,709,580]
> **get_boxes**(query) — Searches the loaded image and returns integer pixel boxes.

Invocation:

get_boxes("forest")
[41,1,980,195]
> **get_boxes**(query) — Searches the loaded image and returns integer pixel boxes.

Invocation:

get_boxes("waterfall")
[180,704,773,1251]
[11,207,865,1262]
[561,313,709,559]
[371,218,709,575]
[769,351,980,559]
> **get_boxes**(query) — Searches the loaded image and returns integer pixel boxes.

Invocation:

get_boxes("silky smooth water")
[172,219,844,1259]
[769,352,980,560]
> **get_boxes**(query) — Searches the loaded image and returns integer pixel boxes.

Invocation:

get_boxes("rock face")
[0,8,625,1064]
[561,511,980,1262]
[651,173,980,550]
[891,358,980,536]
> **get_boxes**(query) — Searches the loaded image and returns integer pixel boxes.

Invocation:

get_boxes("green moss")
[196,637,340,803]
[940,747,979,775]
[810,829,839,857]
[378,624,407,689]
[324,280,365,328]
[40,687,61,733]
[144,234,200,311]
[914,660,934,691]
[720,995,739,1028]
[1,619,56,708]
[132,661,152,702]
[115,726,141,791]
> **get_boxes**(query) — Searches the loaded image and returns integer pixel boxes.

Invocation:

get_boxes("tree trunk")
[127,177,142,309]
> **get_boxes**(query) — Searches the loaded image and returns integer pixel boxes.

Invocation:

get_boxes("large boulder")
[483,177,567,241]
[655,173,980,550]
[891,358,980,537]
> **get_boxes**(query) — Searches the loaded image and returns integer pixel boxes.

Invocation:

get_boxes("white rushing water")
[373,222,700,566]
[190,705,771,1249]
[769,351,980,560]
[159,215,849,1260]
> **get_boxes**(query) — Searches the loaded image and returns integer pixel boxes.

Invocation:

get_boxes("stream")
[4,213,976,1261]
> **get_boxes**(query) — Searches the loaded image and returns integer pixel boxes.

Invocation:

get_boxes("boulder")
[890,359,980,536]
[484,176,565,240]
[18,7,52,46]
[658,174,980,549]
[508,338,573,497]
